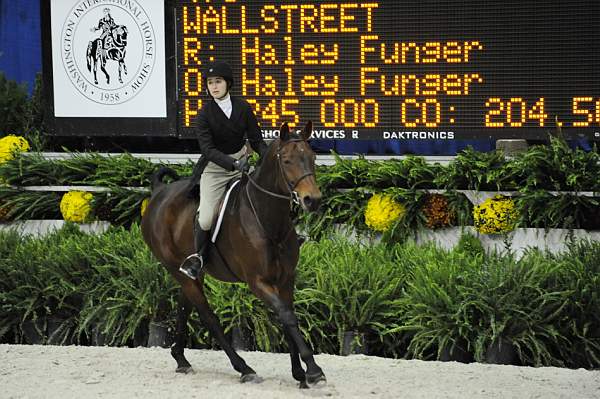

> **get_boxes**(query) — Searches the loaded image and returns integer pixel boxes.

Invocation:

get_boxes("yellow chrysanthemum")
[473,195,518,235]
[0,135,30,163]
[60,191,93,223]
[365,193,406,232]
[141,197,150,217]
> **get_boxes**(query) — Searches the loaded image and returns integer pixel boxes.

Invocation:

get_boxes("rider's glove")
[233,157,250,173]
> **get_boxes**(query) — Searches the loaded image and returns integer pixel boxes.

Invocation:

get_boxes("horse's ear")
[301,121,313,141]
[280,122,290,142]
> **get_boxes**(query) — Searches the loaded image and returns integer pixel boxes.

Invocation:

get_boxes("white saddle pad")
[211,179,241,243]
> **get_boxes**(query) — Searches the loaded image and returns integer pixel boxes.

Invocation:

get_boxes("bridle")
[245,139,315,205]
[243,138,315,242]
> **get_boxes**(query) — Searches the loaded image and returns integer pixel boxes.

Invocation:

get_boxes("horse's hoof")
[293,372,306,383]
[240,373,263,384]
[305,372,327,388]
[175,366,194,374]
[298,381,309,389]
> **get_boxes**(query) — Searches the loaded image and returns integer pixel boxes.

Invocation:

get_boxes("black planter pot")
[230,325,252,351]
[47,318,74,345]
[439,338,474,363]
[341,331,368,356]
[147,321,172,348]
[485,337,520,365]
[91,324,109,346]
[21,318,46,344]
[133,323,149,347]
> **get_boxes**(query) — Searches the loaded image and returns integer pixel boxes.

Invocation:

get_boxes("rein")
[246,175,290,200]
[243,139,314,244]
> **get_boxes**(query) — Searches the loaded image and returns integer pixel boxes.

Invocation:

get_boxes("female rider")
[179,61,267,280]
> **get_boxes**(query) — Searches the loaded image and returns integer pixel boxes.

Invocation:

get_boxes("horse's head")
[112,25,128,47]
[274,121,321,212]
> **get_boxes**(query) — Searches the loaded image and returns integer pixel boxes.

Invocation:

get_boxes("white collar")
[214,93,232,118]
[214,93,231,104]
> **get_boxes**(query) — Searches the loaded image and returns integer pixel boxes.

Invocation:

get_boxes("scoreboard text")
[176,0,600,140]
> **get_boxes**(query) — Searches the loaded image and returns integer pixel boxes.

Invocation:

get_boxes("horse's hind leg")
[171,290,193,373]
[92,61,98,85]
[252,280,326,387]
[180,276,259,382]
[101,62,110,84]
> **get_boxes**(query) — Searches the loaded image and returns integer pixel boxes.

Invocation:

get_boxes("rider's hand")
[233,157,250,173]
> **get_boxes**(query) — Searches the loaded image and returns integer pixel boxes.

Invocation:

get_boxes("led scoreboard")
[176,0,600,140]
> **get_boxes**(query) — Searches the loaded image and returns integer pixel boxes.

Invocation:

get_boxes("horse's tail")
[151,166,179,190]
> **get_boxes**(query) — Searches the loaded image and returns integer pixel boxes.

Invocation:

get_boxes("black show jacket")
[195,96,267,171]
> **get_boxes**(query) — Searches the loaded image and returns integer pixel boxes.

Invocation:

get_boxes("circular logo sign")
[60,1,156,105]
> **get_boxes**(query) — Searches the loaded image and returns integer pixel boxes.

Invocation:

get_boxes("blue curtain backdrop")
[310,138,497,155]
[0,0,41,93]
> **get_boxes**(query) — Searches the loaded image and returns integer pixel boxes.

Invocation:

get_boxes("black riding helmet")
[203,61,234,93]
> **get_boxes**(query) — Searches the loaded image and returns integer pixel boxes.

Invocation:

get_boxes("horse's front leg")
[118,60,123,84]
[284,325,307,385]
[278,286,307,384]
[179,275,260,383]
[121,50,127,76]
[252,279,326,387]
[170,290,193,373]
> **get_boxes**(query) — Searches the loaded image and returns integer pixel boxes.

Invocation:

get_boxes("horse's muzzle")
[301,194,321,212]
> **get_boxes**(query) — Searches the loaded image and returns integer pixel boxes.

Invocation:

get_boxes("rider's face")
[206,77,228,100]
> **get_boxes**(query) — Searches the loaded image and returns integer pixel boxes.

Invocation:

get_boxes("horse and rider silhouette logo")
[86,7,128,85]
[57,0,158,107]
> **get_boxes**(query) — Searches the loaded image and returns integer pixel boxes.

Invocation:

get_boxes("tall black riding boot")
[179,225,210,280]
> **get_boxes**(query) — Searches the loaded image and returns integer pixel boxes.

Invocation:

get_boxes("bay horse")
[141,122,326,387]
[86,25,128,85]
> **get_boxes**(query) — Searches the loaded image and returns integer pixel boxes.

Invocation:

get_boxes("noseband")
[245,139,314,205]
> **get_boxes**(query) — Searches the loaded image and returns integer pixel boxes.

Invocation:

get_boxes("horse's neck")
[254,152,289,197]
[243,156,292,231]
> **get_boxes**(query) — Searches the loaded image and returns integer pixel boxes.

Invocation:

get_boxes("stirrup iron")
[178,253,204,280]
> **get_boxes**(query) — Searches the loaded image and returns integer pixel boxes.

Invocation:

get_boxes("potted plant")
[553,240,600,368]
[472,252,570,367]
[298,238,407,356]
[397,249,480,363]
[77,225,178,347]
[0,224,90,344]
